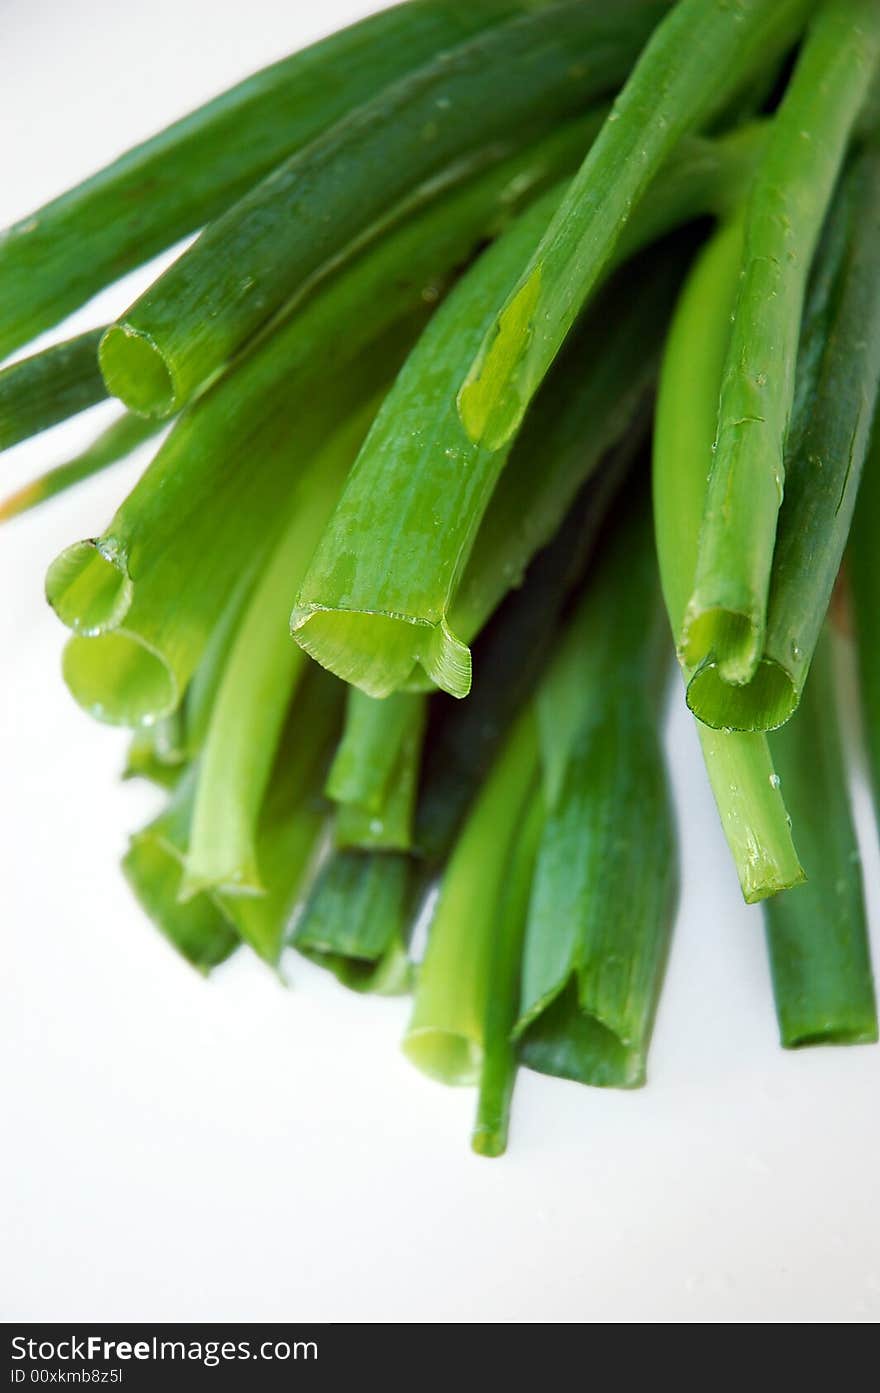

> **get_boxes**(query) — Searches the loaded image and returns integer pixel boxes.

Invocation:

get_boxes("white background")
[2,0,879,1324]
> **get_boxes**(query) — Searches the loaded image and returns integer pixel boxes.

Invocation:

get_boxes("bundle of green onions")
[5,0,880,1154]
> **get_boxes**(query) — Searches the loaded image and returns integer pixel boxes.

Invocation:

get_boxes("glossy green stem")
[684,0,880,683]
[450,240,687,643]
[327,689,427,850]
[515,500,677,1089]
[292,851,414,996]
[688,147,880,729]
[46,117,603,727]
[0,329,106,451]
[415,429,640,864]
[472,797,543,1158]
[293,186,565,698]
[0,0,543,359]
[653,219,804,901]
[100,2,670,416]
[214,668,344,966]
[457,0,812,450]
[123,772,239,973]
[181,406,373,898]
[764,633,878,1046]
[404,707,540,1086]
[294,127,736,698]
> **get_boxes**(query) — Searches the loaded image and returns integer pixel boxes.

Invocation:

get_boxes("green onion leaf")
[293,851,414,996]
[404,707,540,1084]
[294,143,720,698]
[457,0,812,450]
[181,402,376,899]
[684,0,880,683]
[654,218,804,901]
[213,666,344,967]
[99,1,670,416]
[687,146,880,729]
[764,632,878,1046]
[0,0,547,359]
[293,186,565,698]
[122,771,239,973]
[515,498,677,1089]
[416,428,641,864]
[0,329,107,452]
[46,115,604,725]
[330,692,428,853]
[472,797,544,1158]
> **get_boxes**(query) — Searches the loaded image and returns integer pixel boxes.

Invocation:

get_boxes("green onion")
[122,771,239,973]
[684,0,880,683]
[404,706,540,1084]
[293,143,723,698]
[415,430,641,864]
[515,498,677,1089]
[0,0,547,359]
[0,411,163,523]
[296,121,767,701]
[332,694,427,853]
[293,186,566,699]
[0,329,107,451]
[176,566,262,760]
[99,1,669,417]
[214,667,344,967]
[327,690,427,852]
[123,709,186,791]
[52,326,406,731]
[20,0,880,1154]
[293,851,414,996]
[654,218,804,901]
[764,632,878,1046]
[181,402,376,899]
[687,147,880,729]
[448,239,688,644]
[46,116,601,726]
[472,798,543,1158]
[456,0,812,451]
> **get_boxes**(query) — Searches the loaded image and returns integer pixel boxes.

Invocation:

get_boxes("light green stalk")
[457,0,812,450]
[653,219,804,900]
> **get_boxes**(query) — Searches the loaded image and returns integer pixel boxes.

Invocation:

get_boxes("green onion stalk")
[123,769,240,974]
[686,145,880,730]
[404,705,541,1085]
[46,114,595,726]
[0,329,107,452]
[514,496,677,1089]
[654,219,804,901]
[98,2,669,417]
[456,0,812,451]
[0,0,559,359]
[327,690,427,852]
[292,851,414,997]
[763,632,878,1047]
[415,418,649,866]
[214,666,345,968]
[683,0,880,686]
[293,119,765,699]
[180,402,377,900]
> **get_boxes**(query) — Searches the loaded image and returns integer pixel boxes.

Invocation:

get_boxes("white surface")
[2,0,880,1325]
